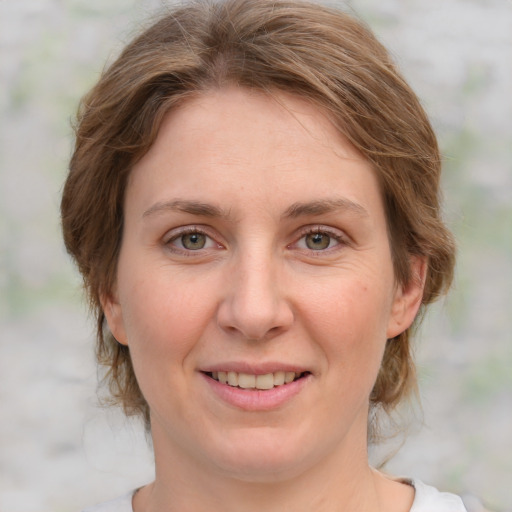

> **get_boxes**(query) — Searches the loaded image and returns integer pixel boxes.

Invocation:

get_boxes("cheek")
[117,277,217,416]
[298,277,392,375]
[118,268,216,367]
[303,275,392,333]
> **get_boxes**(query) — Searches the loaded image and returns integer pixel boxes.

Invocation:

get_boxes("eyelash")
[164,226,221,255]
[163,225,348,256]
[292,226,348,254]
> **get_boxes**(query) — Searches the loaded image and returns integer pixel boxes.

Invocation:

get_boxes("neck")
[134,420,409,512]
[139,460,379,512]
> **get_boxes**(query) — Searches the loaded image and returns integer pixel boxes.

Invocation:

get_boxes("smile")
[207,371,307,390]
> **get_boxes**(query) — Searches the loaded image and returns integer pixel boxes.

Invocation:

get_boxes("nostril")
[216,281,294,341]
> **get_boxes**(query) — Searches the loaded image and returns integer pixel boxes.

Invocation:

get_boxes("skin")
[103,87,425,512]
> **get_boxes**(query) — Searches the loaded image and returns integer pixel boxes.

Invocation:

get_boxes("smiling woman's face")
[103,87,423,481]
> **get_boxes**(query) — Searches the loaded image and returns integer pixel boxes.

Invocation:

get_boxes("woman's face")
[104,87,423,481]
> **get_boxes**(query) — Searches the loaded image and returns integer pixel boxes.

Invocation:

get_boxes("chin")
[217,455,312,484]
[206,427,324,483]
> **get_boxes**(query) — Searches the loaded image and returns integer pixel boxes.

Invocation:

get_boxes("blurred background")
[0,1,511,511]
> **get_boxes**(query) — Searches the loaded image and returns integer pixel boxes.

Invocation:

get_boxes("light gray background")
[1,1,511,511]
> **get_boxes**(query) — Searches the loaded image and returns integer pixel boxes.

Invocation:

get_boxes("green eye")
[305,232,332,250]
[181,232,207,250]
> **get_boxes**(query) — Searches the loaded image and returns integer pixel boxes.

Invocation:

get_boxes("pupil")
[182,233,206,250]
[306,232,330,250]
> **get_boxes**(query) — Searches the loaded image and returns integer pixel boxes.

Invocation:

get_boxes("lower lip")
[201,373,310,411]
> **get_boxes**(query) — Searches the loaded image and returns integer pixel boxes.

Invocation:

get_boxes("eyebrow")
[282,198,369,219]
[142,199,230,219]
[142,197,368,221]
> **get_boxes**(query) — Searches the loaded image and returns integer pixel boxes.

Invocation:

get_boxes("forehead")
[126,87,384,221]
[165,87,362,160]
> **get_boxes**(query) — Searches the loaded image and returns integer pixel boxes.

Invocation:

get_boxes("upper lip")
[200,362,310,375]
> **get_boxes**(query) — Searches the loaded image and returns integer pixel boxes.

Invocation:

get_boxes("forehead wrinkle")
[142,199,231,220]
[283,198,369,219]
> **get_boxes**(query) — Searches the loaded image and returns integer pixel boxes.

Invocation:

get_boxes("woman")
[61,0,463,510]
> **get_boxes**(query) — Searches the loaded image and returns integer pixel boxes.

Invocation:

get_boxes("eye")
[304,232,333,250]
[294,228,344,252]
[180,232,208,250]
[166,228,219,252]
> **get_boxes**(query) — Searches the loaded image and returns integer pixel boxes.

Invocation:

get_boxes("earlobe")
[100,291,129,346]
[386,256,427,339]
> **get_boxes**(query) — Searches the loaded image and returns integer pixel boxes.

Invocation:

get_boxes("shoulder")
[81,492,134,512]
[409,479,467,512]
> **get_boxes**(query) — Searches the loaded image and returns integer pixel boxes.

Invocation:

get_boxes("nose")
[217,250,294,341]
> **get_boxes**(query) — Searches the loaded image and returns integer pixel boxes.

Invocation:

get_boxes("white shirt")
[82,479,467,511]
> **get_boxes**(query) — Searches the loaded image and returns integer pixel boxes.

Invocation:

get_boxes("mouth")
[204,370,309,390]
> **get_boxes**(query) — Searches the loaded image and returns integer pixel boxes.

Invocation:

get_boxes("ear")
[386,255,427,339]
[100,290,129,346]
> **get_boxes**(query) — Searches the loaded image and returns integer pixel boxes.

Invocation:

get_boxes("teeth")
[227,371,238,387]
[273,371,285,386]
[255,373,274,390]
[285,371,295,384]
[238,373,256,389]
[211,371,302,389]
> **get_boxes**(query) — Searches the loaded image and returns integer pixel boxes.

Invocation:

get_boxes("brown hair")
[61,0,455,434]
